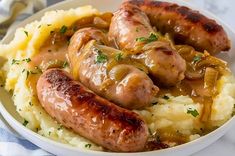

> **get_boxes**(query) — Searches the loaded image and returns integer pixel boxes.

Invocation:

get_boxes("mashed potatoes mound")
[0,6,235,151]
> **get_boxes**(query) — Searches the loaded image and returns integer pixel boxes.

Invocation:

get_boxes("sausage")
[126,0,231,54]
[68,28,159,109]
[108,2,186,86]
[36,68,149,152]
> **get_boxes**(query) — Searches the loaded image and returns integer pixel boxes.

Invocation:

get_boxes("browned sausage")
[68,27,159,109]
[126,0,230,54]
[36,68,149,152]
[109,2,186,86]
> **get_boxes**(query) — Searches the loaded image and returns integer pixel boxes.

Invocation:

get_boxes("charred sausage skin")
[126,0,230,54]
[36,69,149,152]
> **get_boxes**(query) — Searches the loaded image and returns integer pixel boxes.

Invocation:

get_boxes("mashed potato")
[0,6,235,151]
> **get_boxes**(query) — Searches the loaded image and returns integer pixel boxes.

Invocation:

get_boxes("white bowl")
[0,0,235,156]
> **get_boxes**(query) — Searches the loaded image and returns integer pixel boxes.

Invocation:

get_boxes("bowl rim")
[0,0,235,155]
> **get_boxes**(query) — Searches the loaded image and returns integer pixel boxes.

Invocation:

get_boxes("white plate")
[0,0,235,156]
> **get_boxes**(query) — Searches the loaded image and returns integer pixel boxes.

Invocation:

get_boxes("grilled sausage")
[36,69,149,152]
[109,2,186,86]
[68,28,158,109]
[126,0,230,54]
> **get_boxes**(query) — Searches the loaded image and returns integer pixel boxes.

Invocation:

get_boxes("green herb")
[95,49,108,63]
[187,108,199,117]
[47,24,51,26]
[24,31,28,37]
[85,144,92,148]
[136,33,158,43]
[115,53,123,61]
[163,95,170,100]
[193,55,202,63]
[11,59,20,65]
[57,125,63,130]
[23,119,29,126]
[60,25,67,34]
[26,71,30,79]
[22,69,26,73]
[23,58,31,63]
[62,61,69,68]
[29,102,33,106]
[48,131,51,136]
[38,25,41,28]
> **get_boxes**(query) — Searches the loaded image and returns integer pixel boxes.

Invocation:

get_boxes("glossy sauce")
[27,13,229,151]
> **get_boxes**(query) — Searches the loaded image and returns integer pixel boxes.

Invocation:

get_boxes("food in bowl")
[0,0,235,152]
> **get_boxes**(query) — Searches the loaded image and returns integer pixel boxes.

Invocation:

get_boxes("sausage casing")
[36,68,149,152]
[126,0,230,54]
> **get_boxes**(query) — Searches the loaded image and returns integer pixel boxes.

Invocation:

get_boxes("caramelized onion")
[185,63,204,80]
[204,67,218,91]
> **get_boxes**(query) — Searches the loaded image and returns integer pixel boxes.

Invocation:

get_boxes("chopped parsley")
[22,119,29,126]
[187,108,199,117]
[57,125,63,130]
[115,53,123,61]
[85,144,92,148]
[136,33,158,43]
[12,58,31,65]
[162,95,170,100]
[22,58,31,63]
[38,25,41,28]
[95,49,108,63]
[60,25,67,34]
[24,31,28,37]
[193,55,202,63]
[11,59,20,65]
[26,71,30,79]
[29,102,33,106]
[62,61,69,68]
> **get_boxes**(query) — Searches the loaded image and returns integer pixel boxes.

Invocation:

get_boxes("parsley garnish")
[60,25,67,34]
[85,144,92,148]
[115,53,123,61]
[95,49,108,63]
[23,119,29,126]
[136,33,158,43]
[29,102,33,106]
[187,108,199,117]
[193,55,202,63]
[24,31,28,37]
[62,61,69,68]
[57,125,63,130]
[26,71,30,79]
[22,58,31,63]
[38,25,41,28]
[11,59,20,65]
[163,95,170,100]
[48,131,51,136]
